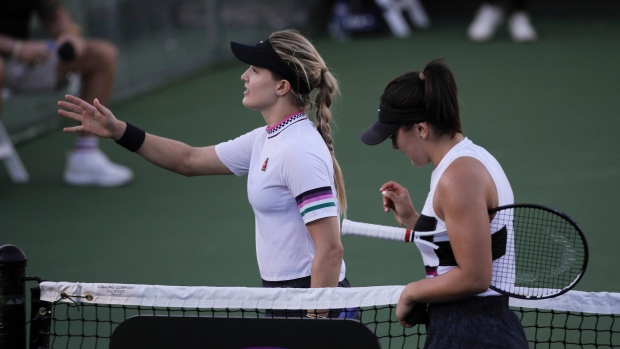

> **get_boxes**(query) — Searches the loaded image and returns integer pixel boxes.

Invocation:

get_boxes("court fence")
[2,244,619,349]
[3,0,323,145]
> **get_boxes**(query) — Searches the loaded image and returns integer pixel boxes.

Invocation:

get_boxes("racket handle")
[341,219,413,242]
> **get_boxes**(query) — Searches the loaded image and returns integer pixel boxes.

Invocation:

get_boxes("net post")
[0,244,28,349]
[29,285,51,349]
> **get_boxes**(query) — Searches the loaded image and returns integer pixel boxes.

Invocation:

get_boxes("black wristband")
[115,122,145,152]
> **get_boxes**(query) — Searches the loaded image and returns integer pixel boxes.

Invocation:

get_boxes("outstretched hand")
[58,94,124,140]
[379,181,418,229]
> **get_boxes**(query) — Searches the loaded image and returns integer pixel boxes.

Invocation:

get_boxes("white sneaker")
[509,11,538,43]
[64,150,134,187]
[468,4,504,43]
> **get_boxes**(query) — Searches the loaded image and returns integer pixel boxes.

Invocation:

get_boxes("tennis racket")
[342,204,589,300]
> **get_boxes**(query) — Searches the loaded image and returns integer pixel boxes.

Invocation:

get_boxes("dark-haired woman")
[360,58,528,347]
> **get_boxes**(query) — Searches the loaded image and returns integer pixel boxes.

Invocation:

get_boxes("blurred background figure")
[0,0,133,187]
[373,0,430,38]
[328,0,429,41]
[468,0,537,43]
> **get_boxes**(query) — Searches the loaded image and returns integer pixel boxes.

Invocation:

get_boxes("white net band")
[40,281,620,315]
[40,281,404,310]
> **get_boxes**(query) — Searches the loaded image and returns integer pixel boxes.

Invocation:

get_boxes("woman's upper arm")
[306,216,342,250]
[435,157,496,288]
[184,127,262,176]
[186,146,232,175]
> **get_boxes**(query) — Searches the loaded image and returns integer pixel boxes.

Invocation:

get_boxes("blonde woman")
[58,30,351,316]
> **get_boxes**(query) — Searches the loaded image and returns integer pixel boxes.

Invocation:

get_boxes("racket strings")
[492,207,586,298]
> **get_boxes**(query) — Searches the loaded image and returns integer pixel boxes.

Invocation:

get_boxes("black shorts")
[425,296,528,348]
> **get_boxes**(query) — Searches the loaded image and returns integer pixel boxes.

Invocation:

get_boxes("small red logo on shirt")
[261,158,269,171]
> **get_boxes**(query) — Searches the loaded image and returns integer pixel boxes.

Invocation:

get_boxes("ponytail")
[314,69,347,216]
[270,29,347,216]
[420,59,461,138]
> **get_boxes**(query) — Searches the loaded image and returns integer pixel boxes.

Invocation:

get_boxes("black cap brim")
[230,40,311,94]
[230,41,264,68]
[360,120,400,145]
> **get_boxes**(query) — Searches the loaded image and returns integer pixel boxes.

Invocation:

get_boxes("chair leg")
[0,121,29,183]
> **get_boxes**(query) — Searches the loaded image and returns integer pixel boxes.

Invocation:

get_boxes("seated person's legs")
[62,39,118,107]
[57,39,132,187]
[2,39,132,187]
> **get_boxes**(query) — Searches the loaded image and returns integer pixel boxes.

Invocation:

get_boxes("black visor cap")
[360,120,401,145]
[230,39,311,94]
[360,104,429,145]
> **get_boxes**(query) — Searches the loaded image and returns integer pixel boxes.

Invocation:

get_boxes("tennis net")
[32,281,620,348]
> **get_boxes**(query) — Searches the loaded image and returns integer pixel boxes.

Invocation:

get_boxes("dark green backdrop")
[2,18,619,293]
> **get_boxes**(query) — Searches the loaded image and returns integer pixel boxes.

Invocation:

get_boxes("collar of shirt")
[266,111,307,138]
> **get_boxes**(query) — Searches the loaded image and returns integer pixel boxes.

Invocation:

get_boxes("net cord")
[39,282,404,310]
[39,282,620,315]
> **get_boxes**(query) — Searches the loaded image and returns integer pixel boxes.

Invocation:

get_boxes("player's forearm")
[110,119,230,176]
[402,267,490,305]
[136,135,231,176]
[135,133,200,176]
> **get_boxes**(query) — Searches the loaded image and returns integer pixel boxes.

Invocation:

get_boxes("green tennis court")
[1,14,619,299]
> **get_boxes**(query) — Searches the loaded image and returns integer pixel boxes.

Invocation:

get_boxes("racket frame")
[342,203,589,299]
[487,203,589,299]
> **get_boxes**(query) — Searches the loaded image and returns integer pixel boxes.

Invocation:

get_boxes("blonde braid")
[315,69,347,215]
[270,30,347,215]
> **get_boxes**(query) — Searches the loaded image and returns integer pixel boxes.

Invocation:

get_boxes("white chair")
[374,0,430,38]
[0,89,29,183]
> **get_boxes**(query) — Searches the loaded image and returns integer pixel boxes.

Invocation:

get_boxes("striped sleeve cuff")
[296,186,336,219]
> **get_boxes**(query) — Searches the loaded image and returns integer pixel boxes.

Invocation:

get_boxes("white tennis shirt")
[414,138,514,297]
[215,112,346,282]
